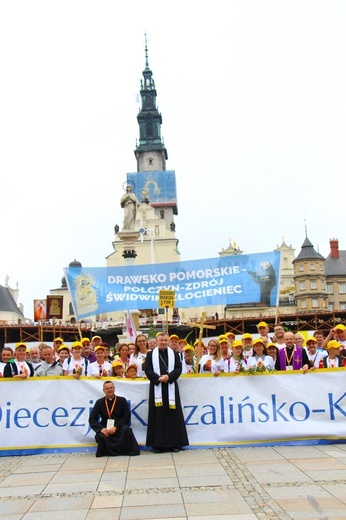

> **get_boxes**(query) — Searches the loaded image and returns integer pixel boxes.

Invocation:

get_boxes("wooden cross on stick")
[188,312,216,374]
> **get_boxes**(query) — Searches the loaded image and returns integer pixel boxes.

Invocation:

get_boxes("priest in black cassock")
[144,332,189,453]
[89,381,140,457]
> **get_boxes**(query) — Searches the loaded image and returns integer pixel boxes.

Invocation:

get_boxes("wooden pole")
[188,312,216,373]
[165,307,169,335]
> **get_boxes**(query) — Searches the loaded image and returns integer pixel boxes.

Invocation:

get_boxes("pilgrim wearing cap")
[229,340,248,372]
[3,343,34,378]
[125,364,138,379]
[181,345,196,374]
[112,360,125,378]
[247,338,275,370]
[266,343,280,369]
[58,344,70,366]
[53,337,64,359]
[305,337,328,368]
[322,324,346,350]
[81,337,97,363]
[89,380,140,457]
[62,341,92,377]
[321,340,345,368]
[218,335,233,373]
[91,335,102,351]
[241,333,253,360]
[90,345,112,377]
[169,334,180,348]
[225,331,235,346]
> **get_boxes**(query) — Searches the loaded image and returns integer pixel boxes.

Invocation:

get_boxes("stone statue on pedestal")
[120,185,139,231]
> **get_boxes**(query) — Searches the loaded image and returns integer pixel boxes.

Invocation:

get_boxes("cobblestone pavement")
[1,444,346,519]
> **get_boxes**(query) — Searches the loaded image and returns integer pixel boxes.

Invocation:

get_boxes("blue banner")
[64,251,280,319]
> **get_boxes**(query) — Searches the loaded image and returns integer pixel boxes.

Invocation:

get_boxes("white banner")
[0,370,345,455]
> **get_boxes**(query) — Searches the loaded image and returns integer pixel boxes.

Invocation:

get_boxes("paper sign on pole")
[159,290,175,308]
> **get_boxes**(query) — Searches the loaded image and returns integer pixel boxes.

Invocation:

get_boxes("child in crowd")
[126,364,138,379]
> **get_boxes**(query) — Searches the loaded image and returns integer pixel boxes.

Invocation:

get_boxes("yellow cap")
[15,342,27,349]
[253,338,265,347]
[58,344,70,352]
[306,336,317,344]
[193,340,205,347]
[257,321,268,328]
[242,333,252,340]
[326,340,341,350]
[335,324,346,331]
[71,341,83,349]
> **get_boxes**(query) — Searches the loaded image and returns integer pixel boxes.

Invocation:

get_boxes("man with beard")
[89,381,140,457]
[144,332,189,453]
[273,324,286,349]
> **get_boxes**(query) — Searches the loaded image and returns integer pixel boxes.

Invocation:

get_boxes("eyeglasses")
[137,339,146,343]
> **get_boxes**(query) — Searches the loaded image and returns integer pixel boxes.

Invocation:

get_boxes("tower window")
[160,209,164,219]
[148,158,153,166]
[146,122,153,137]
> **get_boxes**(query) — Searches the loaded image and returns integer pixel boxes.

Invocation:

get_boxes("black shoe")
[171,448,179,453]
[153,448,162,453]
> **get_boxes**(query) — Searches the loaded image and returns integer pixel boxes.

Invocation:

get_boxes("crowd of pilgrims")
[1,321,346,379]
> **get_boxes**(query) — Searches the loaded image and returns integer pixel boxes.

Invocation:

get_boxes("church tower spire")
[134,36,168,172]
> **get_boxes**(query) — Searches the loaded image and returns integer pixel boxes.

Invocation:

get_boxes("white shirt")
[62,357,92,376]
[305,348,328,368]
[130,352,147,377]
[181,358,195,374]
[199,354,222,374]
[227,357,248,373]
[247,355,275,369]
[0,361,7,377]
[326,356,341,368]
[90,361,112,377]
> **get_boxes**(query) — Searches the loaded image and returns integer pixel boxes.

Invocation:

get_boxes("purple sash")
[279,346,303,370]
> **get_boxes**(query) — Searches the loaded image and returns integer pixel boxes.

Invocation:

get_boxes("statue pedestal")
[117,230,140,264]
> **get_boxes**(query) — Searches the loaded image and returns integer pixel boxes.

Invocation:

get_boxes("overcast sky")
[1,1,345,319]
